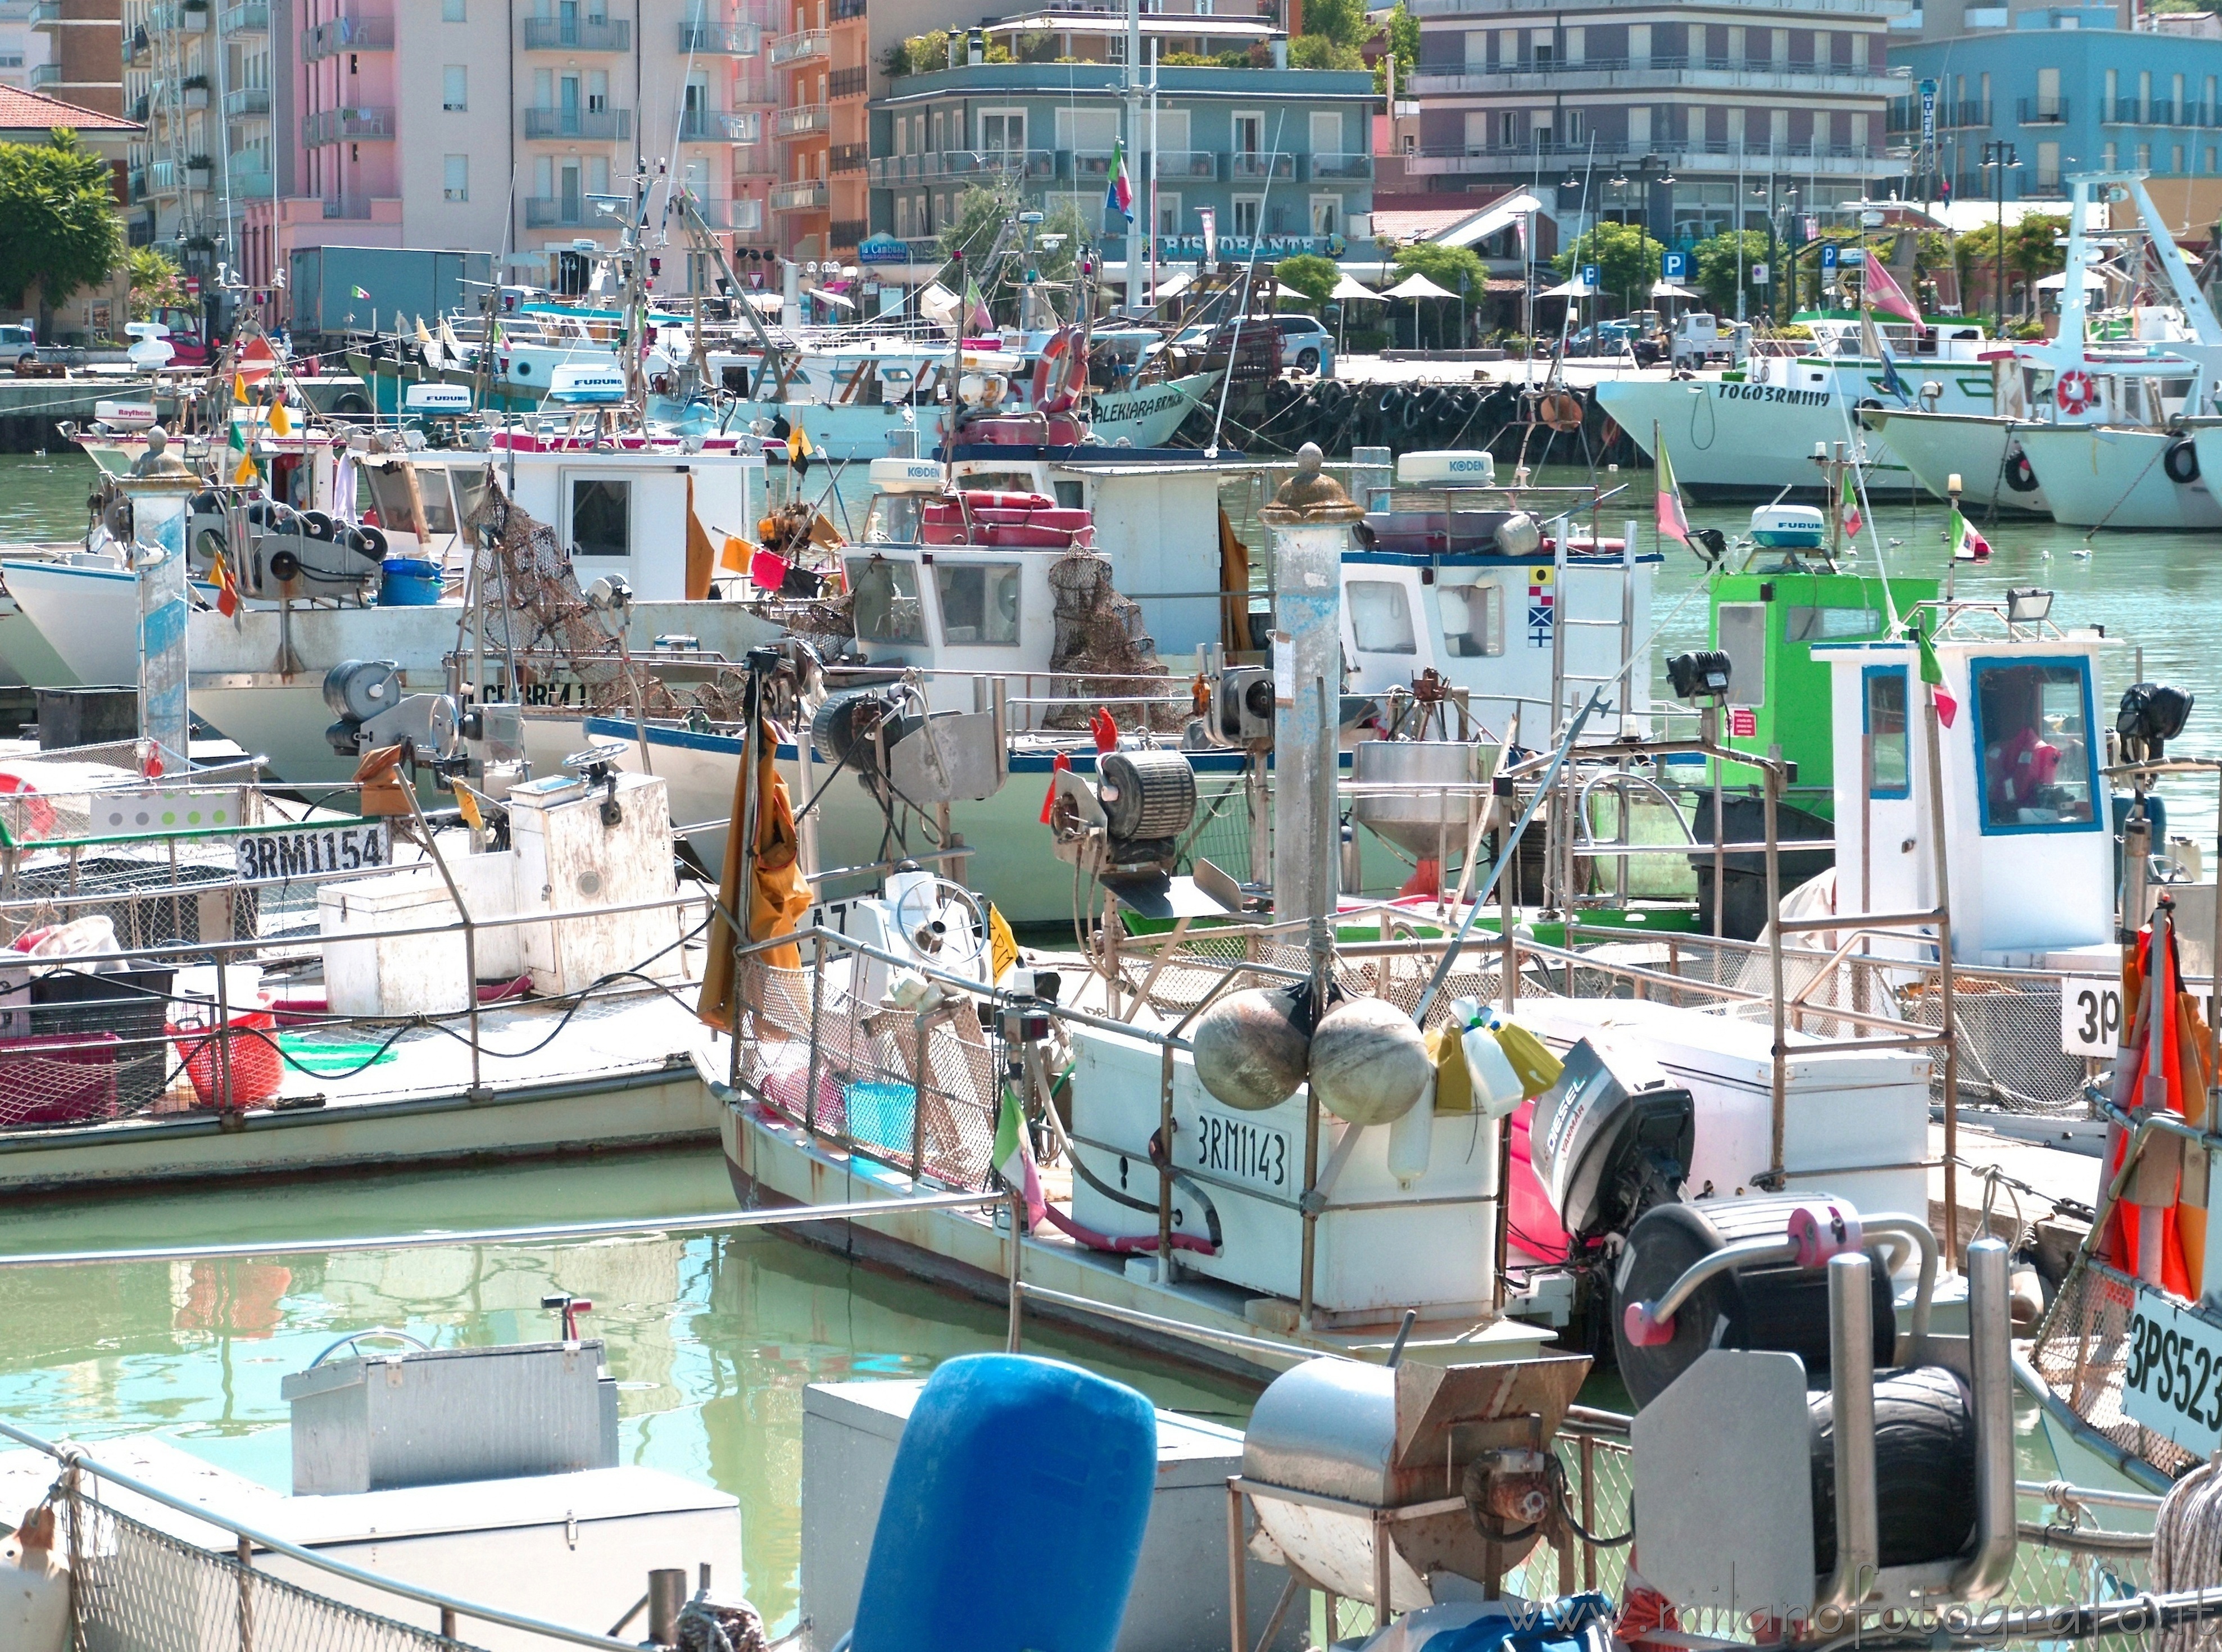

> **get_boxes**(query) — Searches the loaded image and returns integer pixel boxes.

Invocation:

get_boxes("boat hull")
[0,560,148,686]
[1860,409,2055,517]
[2016,425,2222,529]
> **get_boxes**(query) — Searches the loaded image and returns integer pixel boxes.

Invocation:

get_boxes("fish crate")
[0,1031,121,1127]
[16,968,176,1114]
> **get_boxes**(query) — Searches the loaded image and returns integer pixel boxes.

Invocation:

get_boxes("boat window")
[1436,577,1503,657]
[846,555,926,645]
[1716,603,1767,707]
[1054,480,1083,511]
[1972,658,2098,833]
[361,462,425,536]
[1788,605,1883,643]
[961,470,1035,494]
[933,561,1022,646]
[452,465,493,532]
[414,466,458,536]
[861,492,923,544]
[1864,665,1910,798]
[1349,580,1416,654]
[570,478,629,557]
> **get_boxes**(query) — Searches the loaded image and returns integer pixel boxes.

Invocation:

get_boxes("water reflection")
[0,1149,1250,1630]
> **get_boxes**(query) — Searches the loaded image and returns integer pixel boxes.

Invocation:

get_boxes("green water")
[0,1149,1253,1633]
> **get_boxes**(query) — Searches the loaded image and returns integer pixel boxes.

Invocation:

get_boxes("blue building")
[865,60,1379,276]
[1890,12,2222,212]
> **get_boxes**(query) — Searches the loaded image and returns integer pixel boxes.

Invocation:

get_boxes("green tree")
[0,132,122,325]
[1690,229,1771,317]
[1376,0,1418,94]
[1551,220,1660,315]
[1289,33,1364,68]
[938,187,1090,316]
[1391,242,1483,346]
[1298,0,1368,47]
[1275,253,1339,311]
[126,244,185,321]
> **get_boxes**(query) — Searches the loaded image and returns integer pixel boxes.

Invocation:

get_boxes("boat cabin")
[1821,605,2117,965]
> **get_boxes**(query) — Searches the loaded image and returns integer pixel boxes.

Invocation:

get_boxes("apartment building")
[121,0,272,274]
[1405,0,1910,243]
[22,0,120,112]
[866,52,1376,282]
[1889,9,2222,225]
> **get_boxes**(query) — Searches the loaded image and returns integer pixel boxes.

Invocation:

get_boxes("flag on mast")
[1862,254,1924,332]
[1915,623,1959,728]
[1655,432,1692,547]
[1104,139,1133,221]
[992,1087,1046,1227]
[1840,467,1863,540]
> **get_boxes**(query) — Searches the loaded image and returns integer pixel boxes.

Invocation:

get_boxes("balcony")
[1404,0,1895,14]
[148,2,211,34]
[125,26,148,62]
[1406,58,1898,98]
[302,106,393,144]
[2018,97,2069,124]
[832,0,864,16]
[1229,151,1293,179]
[28,1,62,28]
[182,81,210,108]
[228,167,273,198]
[129,94,148,121]
[2101,97,2199,125]
[769,28,827,65]
[770,178,827,211]
[680,21,754,52]
[1147,148,1217,179]
[775,102,828,137]
[1307,150,1371,179]
[147,158,176,192]
[732,144,776,176]
[1403,138,1897,179]
[522,15,631,50]
[681,107,755,140]
[127,166,146,200]
[1888,98,1988,134]
[868,147,1051,183]
[220,2,269,34]
[525,195,593,227]
[829,140,867,172]
[830,218,865,248]
[224,86,270,119]
[828,65,867,99]
[522,106,631,139]
[302,15,393,61]
[323,193,374,219]
[28,62,60,88]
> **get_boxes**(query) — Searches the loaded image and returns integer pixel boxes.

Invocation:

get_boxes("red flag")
[1863,256,1925,332]
[1090,707,1120,752]
[749,547,790,591]
[1040,751,1072,824]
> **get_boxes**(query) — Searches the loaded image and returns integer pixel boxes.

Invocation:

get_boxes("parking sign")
[1582,264,1600,287]
[1661,251,1688,280]
[1820,243,1839,271]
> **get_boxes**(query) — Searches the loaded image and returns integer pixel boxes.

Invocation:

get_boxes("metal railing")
[220,0,269,33]
[224,85,270,117]
[27,61,60,87]
[523,13,631,48]
[770,176,828,209]
[829,141,868,173]
[2019,96,2070,123]
[524,194,589,227]
[828,63,867,98]
[770,26,827,63]
[1306,149,1370,178]
[679,20,754,51]
[522,106,631,139]
[774,102,829,137]
[679,107,753,140]
[302,105,393,144]
[301,12,392,58]
[323,192,376,218]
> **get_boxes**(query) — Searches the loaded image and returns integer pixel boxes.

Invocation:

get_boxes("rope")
[2154,1448,2222,1652]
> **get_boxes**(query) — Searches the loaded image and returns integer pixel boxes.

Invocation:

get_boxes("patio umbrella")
[1330,274,1383,352]
[1384,270,1457,349]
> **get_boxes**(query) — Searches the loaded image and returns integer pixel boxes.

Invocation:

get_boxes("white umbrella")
[1273,282,1312,301]
[1651,280,1698,300]
[1330,274,1383,302]
[1538,276,1598,298]
[1384,270,1458,349]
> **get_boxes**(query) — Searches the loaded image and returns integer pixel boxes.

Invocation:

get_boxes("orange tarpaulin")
[2103,910,2213,1298]
[684,474,715,602]
[697,720,813,1027]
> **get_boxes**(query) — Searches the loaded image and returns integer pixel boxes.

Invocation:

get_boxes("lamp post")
[1981,139,2021,329]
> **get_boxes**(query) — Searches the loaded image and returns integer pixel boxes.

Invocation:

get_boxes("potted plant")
[181,73,210,107]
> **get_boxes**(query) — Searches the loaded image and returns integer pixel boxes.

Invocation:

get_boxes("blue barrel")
[852,1355,1156,1652]
[378,557,443,606]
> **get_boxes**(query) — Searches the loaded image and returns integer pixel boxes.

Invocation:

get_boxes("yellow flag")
[233,449,259,484]
[232,372,248,403]
[787,421,813,461]
[987,901,1018,982]
[719,533,750,573]
[268,400,292,437]
[415,315,434,345]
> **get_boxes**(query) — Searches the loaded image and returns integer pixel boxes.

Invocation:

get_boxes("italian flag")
[1655,438,1690,547]
[992,1088,1045,1227]
[1948,506,1987,562]
[1915,623,1958,729]
[1840,468,1863,539]
[1104,139,1133,221]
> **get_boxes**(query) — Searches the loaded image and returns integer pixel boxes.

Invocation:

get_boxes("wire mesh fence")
[2033,1252,2200,1483]
[65,1494,478,1652]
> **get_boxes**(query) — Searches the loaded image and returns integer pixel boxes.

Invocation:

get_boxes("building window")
[1349,581,1417,654]
[1971,658,2098,833]
[734,197,764,230]
[1563,108,1585,146]
[442,65,466,111]
[2139,143,2152,169]
[443,153,468,201]
[442,0,464,17]
[1157,190,1180,234]
[979,108,1024,153]
[1310,194,1339,236]
[2176,145,2187,172]
[1232,194,1261,237]
[1497,110,1519,148]
[1232,112,1263,156]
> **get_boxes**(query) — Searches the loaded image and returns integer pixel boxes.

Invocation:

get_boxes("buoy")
[1192,986,1311,1111]
[1308,997,1431,1125]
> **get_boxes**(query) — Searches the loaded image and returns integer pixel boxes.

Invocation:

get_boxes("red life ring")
[1029,326,1087,415]
[2057,369,2097,417]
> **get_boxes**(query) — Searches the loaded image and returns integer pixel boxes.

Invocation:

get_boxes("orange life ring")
[1030,326,1087,415]
[2057,369,2096,417]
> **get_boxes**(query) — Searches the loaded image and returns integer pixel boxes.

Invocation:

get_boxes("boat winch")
[810,679,1010,813]
[186,489,387,600]
[1045,747,1198,881]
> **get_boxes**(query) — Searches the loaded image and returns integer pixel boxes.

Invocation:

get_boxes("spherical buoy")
[1307,997,1430,1125]
[1192,986,1310,1112]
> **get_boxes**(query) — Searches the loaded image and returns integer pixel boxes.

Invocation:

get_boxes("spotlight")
[2119,682,2194,761]
[1667,650,1733,704]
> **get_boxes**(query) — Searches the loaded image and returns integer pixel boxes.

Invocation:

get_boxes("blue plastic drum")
[378,557,442,606]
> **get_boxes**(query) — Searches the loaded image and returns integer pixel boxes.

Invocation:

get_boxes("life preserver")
[2057,369,2097,417]
[2167,437,2202,485]
[1030,326,1087,415]
[2004,446,2039,493]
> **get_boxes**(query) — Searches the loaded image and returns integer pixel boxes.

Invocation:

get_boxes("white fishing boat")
[1598,311,1994,498]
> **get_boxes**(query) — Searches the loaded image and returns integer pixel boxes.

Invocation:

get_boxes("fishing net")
[2033,1251,2200,1482]
[1042,546,1175,732]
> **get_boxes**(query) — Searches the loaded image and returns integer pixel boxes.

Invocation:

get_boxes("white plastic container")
[1462,1024,1525,1118]
[1385,1073,1436,1186]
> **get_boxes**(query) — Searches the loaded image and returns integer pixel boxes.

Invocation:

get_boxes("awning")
[1149,270,1196,301]
[1429,189,1546,251]
[1384,271,1458,300]
[1330,274,1382,301]
[746,292,784,312]
[2034,266,2112,291]
[808,288,856,310]
[1538,278,1597,298]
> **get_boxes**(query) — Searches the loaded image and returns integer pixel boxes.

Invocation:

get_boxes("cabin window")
[361,462,427,537]
[1349,580,1416,654]
[1863,665,1909,799]
[846,555,926,645]
[1716,603,1767,707]
[1436,577,1503,657]
[416,469,459,537]
[569,478,629,557]
[1054,480,1084,510]
[453,466,493,531]
[1788,605,1882,643]
[1971,657,2098,833]
[934,561,1022,646]
[861,492,924,544]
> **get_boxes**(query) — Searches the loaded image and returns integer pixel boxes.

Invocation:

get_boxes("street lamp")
[1981,139,2023,330]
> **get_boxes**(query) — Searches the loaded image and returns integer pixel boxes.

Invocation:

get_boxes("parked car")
[1267,314,1336,375]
